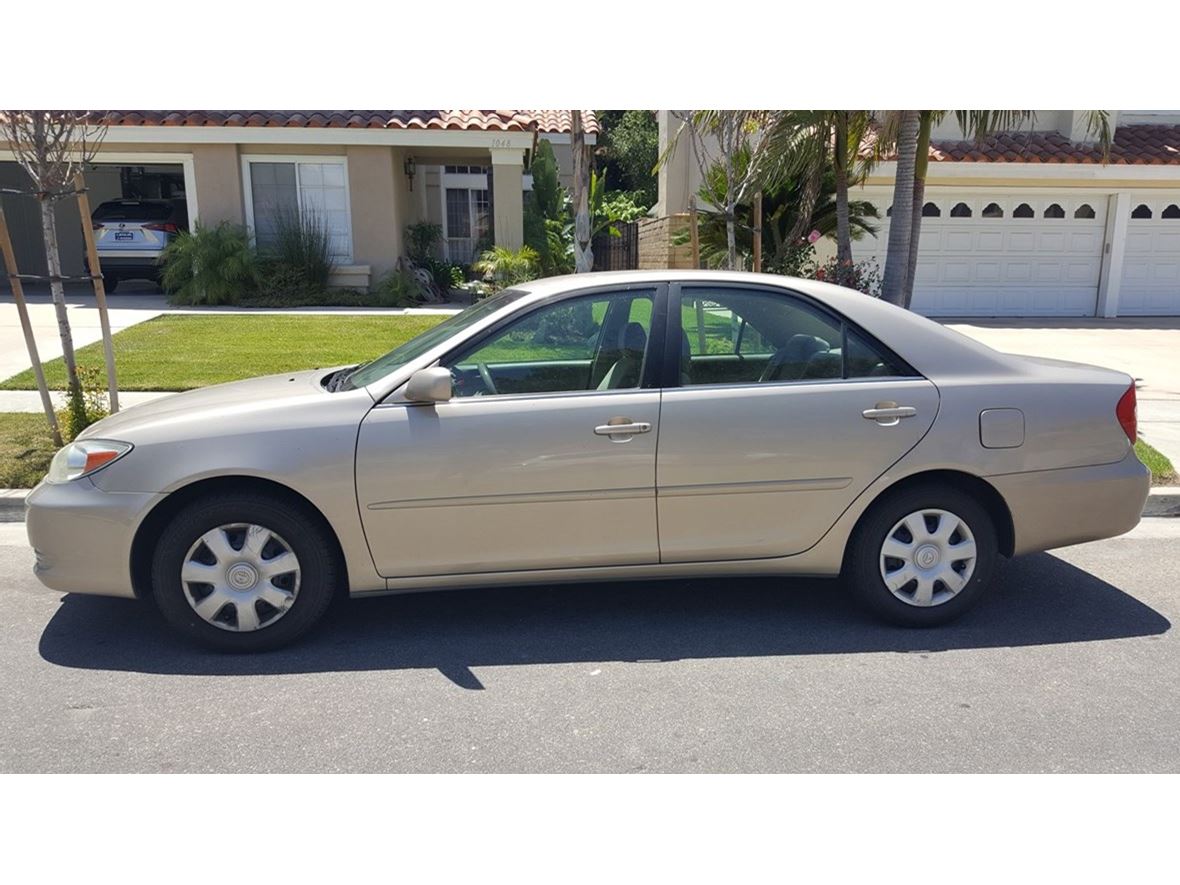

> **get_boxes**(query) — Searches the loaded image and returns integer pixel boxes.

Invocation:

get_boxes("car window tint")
[679,289,843,386]
[446,290,654,397]
[845,328,908,378]
[92,201,174,222]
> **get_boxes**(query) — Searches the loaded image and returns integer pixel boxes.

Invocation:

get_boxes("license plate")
[114,231,134,241]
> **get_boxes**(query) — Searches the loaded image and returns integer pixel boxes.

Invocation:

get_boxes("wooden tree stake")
[73,172,119,412]
[752,190,763,273]
[0,203,63,446]
[689,196,700,269]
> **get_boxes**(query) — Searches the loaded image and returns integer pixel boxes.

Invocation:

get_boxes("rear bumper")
[93,254,164,276]
[25,479,162,599]
[988,449,1151,556]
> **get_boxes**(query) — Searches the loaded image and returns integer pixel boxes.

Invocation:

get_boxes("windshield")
[342,289,527,390]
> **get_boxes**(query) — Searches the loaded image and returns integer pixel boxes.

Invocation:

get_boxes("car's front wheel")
[150,491,339,651]
[844,484,999,627]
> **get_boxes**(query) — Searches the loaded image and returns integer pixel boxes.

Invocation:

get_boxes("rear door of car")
[355,283,668,578]
[655,282,939,563]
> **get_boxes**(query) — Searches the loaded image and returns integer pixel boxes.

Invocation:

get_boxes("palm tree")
[881,111,919,305]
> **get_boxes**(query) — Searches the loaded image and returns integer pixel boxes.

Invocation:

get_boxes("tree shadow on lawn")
[39,552,1170,689]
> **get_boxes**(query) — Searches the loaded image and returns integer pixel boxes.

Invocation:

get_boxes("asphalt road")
[1,518,1178,773]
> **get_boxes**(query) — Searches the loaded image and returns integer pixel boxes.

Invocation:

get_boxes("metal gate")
[592,220,638,271]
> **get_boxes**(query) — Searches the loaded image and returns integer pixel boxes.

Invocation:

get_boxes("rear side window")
[678,287,916,386]
[92,201,174,222]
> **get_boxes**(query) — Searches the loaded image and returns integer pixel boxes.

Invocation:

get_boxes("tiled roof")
[32,109,599,135]
[867,124,1180,165]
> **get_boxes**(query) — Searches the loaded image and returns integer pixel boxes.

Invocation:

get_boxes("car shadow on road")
[38,552,1170,689]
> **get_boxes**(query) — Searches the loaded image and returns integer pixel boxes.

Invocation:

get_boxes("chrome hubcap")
[879,508,977,607]
[180,523,301,632]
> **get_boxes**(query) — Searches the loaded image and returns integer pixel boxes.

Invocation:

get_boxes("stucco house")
[0,110,597,290]
[654,110,1180,317]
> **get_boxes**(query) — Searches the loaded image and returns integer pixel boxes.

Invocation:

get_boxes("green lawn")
[0,413,58,489]
[1137,439,1177,485]
[0,314,447,392]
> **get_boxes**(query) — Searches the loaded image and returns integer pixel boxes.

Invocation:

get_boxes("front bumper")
[25,479,163,599]
[988,448,1151,556]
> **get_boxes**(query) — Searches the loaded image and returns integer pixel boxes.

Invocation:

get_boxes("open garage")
[0,157,191,289]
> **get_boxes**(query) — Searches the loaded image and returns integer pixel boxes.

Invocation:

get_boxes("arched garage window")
[1013,203,1034,218]
[1132,204,1153,219]
[1163,204,1180,219]
[921,202,940,217]
[982,202,1003,218]
[1074,204,1096,219]
[950,202,972,217]
[1044,203,1065,218]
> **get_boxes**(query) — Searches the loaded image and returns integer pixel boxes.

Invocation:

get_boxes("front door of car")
[656,284,939,563]
[356,286,666,578]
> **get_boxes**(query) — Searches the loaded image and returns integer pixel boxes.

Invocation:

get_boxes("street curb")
[3,486,1180,518]
[1144,487,1180,517]
[0,489,28,516]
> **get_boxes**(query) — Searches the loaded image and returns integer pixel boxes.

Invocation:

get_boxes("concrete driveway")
[0,282,165,382]
[946,318,1180,469]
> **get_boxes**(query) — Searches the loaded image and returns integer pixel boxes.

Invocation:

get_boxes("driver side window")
[444,290,655,397]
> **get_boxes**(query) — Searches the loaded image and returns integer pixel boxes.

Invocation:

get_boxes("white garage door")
[1119,199,1180,315]
[853,192,1108,317]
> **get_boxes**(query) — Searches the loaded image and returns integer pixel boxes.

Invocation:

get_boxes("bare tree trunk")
[902,111,933,309]
[833,112,853,285]
[0,203,61,445]
[571,111,593,273]
[724,127,737,270]
[752,191,762,273]
[882,110,920,306]
[37,197,83,402]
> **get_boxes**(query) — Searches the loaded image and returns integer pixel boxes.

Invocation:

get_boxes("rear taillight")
[1116,383,1137,444]
[143,222,179,233]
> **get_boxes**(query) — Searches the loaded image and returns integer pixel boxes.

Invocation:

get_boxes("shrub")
[374,269,427,308]
[58,365,109,441]
[161,222,258,305]
[263,208,335,293]
[406,223,443,262]
[474,245,541,291]
[802,256,883,297]
[419,256,465,293]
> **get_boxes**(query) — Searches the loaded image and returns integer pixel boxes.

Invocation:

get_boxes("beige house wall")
[346,145,401,283]
[192,143,244,226]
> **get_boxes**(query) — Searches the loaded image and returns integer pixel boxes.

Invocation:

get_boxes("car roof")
[511,271,1013,379]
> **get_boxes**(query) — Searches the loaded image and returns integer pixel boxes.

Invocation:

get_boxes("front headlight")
[46,439,133,484]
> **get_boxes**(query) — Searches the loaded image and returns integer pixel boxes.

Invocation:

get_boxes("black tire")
[104,275,119,293]
[150,491,339,651]
[843,483,999,627]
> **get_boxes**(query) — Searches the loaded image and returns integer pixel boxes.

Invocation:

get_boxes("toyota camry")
[25,271,1150,650]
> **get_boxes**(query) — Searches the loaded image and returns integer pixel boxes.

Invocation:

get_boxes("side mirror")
[404,367,453,403]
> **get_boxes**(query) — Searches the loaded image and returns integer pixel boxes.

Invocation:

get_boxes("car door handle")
[862,403,917,425]
[594,419,652,441]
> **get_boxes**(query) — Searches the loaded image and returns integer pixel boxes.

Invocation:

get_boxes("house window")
[443,187,491,263]
[246,159,352,260]
[1132,204,1153,219]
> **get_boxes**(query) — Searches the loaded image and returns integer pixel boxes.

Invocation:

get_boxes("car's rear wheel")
[844,484,999,626]
[103,275,119,293]
[150,491,338,651]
